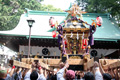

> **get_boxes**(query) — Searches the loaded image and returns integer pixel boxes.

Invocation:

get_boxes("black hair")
[84,72,94,80]
[30,71,38,80]
[14,73,18,80]
[103,73,112,80]
[77,75,80,79]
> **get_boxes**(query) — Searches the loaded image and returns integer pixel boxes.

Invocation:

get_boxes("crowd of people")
[0,58,114,80]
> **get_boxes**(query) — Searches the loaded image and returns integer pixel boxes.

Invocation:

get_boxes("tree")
[0,0,62,31]
[76,0,120,27]
[76,0,87,11]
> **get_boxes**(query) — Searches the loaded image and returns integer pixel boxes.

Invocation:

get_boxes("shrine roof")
[83,15,120,41]
[0,9,120,41]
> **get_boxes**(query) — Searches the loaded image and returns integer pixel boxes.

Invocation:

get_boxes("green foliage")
[0,0,62,31]
[76,0,120,27]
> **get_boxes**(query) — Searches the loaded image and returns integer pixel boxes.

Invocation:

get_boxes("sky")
[42,0,75,10]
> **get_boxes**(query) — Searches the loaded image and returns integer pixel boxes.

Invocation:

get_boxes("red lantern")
[96,16,103,27]
[52,31,56,38]
[97,24,101,26]
[82,39,87,46]
[82,39,87,49]
[51,24,55,28]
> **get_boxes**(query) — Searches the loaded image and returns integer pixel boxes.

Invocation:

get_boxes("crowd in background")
[0,57,114,80]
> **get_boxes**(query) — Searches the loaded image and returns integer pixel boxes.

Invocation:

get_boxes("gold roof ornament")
[34,52,39,58]
[34,55,38,58]
[65,3,87,19]
[69,56,81,59]
[91,19,97,28]
[34,55,37,58]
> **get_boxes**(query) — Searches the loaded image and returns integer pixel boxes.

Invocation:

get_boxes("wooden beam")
[39,61,51,70]
[22,58,84,66]
[110,61,120,69]
[102,64,109,70]
[84,63,87,71]
[48,59,84,65]
[12,60,31,68]
[99,59,120,69]
[48,59,61,66]
[86,58,94,69]
[68,59,83,65]
[22,58,53,71]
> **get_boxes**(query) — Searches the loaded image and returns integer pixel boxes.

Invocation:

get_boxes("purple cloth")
[58,34,62,50]
[71,17,77,21]
[67,17,78,22]
[88,25,96,46]
[57,25,63,32]
[57,24,66,56]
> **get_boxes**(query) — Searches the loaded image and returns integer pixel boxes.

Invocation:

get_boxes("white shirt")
[95,68,103,80]
[57,67,66,80]
[24,71,31,80]
[37,74,46,80]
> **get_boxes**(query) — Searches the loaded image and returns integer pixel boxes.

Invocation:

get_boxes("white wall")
[90,49,119,58]
[20,45,119,57]
[19,45,61,56]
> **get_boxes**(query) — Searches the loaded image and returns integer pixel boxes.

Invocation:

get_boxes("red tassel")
[65,45,67,48]
[64,40,67,45]
[82,39,88,49]
[82,44,85,49]
[64,40,67,48]
[82,39,87,46]
[97,24,101,27]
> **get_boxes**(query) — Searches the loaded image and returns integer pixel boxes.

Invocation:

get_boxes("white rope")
[82,32,84,39]
[77,32,79,40]
[64,32,66,39]
[70,32,73,38]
